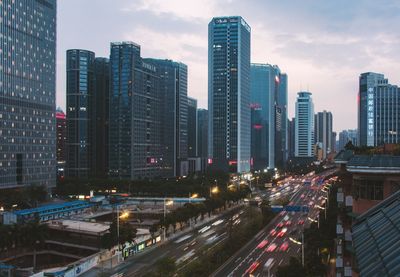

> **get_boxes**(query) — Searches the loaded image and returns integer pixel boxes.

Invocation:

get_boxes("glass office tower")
[144,59,188,177]
[358,72,400,147]
[295,92,314,157]
[109,42,162,180]
[187,97,198,158]
[208,16,251,173]
[66,49,95,178]
[0,0,57,189]
[250,64,288,171]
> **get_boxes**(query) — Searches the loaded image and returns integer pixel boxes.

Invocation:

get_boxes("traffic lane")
[213,213,285,277]
[230,190,307,276]
[237,185,319,275]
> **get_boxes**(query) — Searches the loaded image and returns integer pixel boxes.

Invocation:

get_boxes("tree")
[23,221,49,270]
[154,257,176,277]
[276,257,306,277]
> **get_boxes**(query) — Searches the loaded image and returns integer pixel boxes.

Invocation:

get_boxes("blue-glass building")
[109,42,162,179]
[0,0,57,189]
[358,72,400,147]
[144,59,188,177]
[250,64,288,171]
[208,16,251,173]
[66,49,95,178]
[93,57,110,177]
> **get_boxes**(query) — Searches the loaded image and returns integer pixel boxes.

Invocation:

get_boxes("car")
[277,222,284,228]
[285,220,292,226]
[298,219,305,225]
[257,240,269,249]
[270,229,277,237]
[277,228,288,238]
[279,242,289,252]
[265,243,278,252]
[245,262,260,274]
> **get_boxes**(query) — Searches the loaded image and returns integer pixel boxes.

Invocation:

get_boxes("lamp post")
[289,235,304,266]
[163,198,173,241]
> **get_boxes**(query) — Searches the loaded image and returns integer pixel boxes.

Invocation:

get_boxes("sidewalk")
[81,203,244,277]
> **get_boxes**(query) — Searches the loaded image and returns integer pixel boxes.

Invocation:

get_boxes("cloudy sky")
[57,0,400,132]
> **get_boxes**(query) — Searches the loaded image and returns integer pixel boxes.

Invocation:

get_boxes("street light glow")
[289,237,302,245]
[119,211,129,219]
[190,193,199,198]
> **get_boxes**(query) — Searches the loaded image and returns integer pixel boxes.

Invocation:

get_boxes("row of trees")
[0,221,49,270]
[101,220,137,249]
[0,185,48,209]
[161,188,250,235]
[56,170,230,198]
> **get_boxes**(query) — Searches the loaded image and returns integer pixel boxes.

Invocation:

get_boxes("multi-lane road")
[213,170,336,277]
[116,205,247,276]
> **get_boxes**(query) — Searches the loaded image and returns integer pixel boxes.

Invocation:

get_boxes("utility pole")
[302,232,305,267]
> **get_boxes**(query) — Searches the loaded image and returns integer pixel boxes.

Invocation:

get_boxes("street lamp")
[116,206,129,263]
[163,198,174,241]
[316,204,327,220]
[289,234,304,266]
[308,216,319,228]
[210,186,219,197]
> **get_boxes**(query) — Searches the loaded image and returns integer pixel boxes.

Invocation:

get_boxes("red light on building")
[147,157,157,164]
[253,124,263,130]
[229,160,237,165]
[250,103,261,109]
[250,158,254,166]
[275,75,280,83]
[208,158,213,164]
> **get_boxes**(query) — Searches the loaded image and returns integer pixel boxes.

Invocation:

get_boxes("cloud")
[57,0,400,132]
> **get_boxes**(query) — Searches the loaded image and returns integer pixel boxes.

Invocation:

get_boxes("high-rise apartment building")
[109,42,162,180]
[144,59,188,177]
[250,64,288,171]
[359,72,400,147]
[0,0,57,189]
[208,16,251,173]
[66,49,95,178]
[295,92,314,157]
[314,111,333,159]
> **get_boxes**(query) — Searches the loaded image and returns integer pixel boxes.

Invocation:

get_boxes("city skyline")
[57,0,400,133]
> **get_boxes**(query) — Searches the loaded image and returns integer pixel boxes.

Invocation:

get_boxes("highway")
[117,204,246,276]
[213,169,336,277]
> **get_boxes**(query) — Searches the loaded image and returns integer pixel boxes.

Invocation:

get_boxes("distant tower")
[295,92,314,157]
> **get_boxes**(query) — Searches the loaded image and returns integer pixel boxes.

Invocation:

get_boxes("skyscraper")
[0,0,57,189]
[295,92,314,157]
[288,118,296,158]
[358,72,384,146]
[197,109,209,171]
[56,107,66,179]
[109,42,162,180]
[187,97,198,158]
[208,16,251,173]
[338,129,358,151]
[66,49,95,178]
[144,59,188,177]
[93,57,110,177]
[359,72,400,147]
[314,111,333,159]
[277,73,288,166]
[250,64,287,170]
